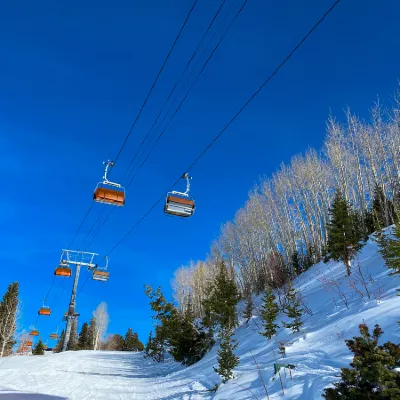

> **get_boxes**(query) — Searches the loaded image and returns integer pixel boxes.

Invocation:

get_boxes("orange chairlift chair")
[164,173,195,217]
[30,329,39,336]
[54,254,72,277]
[38,304,51,316]
[49,332,58,339]
[93,161,125,206]
[92,256,109,282]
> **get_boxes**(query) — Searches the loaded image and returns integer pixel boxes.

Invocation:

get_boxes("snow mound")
[0,236,399,399]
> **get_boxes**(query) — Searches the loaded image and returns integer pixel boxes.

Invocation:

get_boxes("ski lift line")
[43,275,56,303]
[123,0,229,178]
[67,201,95,249]
[127,0,245,186]
[111,0,199,169]
[105,0,342,255]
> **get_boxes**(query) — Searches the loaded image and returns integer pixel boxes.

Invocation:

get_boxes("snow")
[1,236,399,399]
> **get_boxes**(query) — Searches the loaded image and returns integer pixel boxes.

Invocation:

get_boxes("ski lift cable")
[126,0,245,185]
[110,0,199,169]
[105,0,343,256]
[123,0,230,179]
[74,0,241,253]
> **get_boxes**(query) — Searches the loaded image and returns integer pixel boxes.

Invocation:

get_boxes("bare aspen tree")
[92,302,109,351]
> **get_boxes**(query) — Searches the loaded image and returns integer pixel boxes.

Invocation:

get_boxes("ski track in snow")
[0,235,399,399]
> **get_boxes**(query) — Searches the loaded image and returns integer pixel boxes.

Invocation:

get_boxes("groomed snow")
[1,235,399,399]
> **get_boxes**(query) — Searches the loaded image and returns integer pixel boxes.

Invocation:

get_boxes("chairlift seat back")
[93,187,125,206]
[54,267,72,277]
[38,307,51,316]
[30,330,39,336]
[165,195,195,217]
[92,270,109,282]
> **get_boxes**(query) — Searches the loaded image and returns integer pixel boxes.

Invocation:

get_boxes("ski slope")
[0,235,399,399]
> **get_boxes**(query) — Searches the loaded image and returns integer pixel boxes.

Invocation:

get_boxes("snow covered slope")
[0,236,399,399]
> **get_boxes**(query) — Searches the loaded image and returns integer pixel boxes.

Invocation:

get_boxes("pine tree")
[0,282,19,357]
[67,318,79,350]
[88,317,97,350]
[282,284,303,333]
[53,330,65,353]
[144,331,154,358]
[372,185,394,230]
[203,261,239,329]
[327,190,362,276]
[259,287,280,339]
[214,327,239,383]
[242,284,253,324]
[303,245,314,270]
[323,323,400,399]
[378,222,400,275]
[124,328,144,351]
[291,251,302,275]
[33,338,45,355]
[78,322,90,350]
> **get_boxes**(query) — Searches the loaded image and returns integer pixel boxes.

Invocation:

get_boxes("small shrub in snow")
[323,323,400,399]
[259,287,279,339]
[214,326,239,383]
[282,284,303,333]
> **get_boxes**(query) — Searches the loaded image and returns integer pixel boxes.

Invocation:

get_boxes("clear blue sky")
[1,0,399,345]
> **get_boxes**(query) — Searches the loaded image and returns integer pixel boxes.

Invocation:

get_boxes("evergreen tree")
[78,322,90,350]
[282,284,303,333]
[364,208,375,236]
[214,327,239,383]
[0,282,19,357]
[67,318,79,350]
[144,331,154,358]
[378,222,400,275]
[323,323,400,399]
[53,330,65,353]
[303,245,314,270]
[88,317,97,350]
[291,251,302,275]
[124,328,144,351]
[327,190,362,276]
[372,184,394,230]
[107,334,125,350]
[243,294,254,324]
[32,338,45,355]
[259,287,280,339]
[203,261,239,329]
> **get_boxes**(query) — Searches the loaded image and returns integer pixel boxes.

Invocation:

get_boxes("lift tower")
[59,250,99,352]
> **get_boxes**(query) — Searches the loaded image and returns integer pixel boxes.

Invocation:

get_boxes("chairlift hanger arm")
[171,172,191,197]
[103,160,121,188]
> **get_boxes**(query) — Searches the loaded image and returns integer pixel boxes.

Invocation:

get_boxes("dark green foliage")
[88,317,97,350]
[108,334,125,351]
[372,185,394,230]
[278,341,286,358]
[214,327,239,383]
[202,261,239,330]
[259,287,280,339]
[323,323,400,399]
[67,318,79,350]
[282,284,303,333]
[303,245,314,270]
[78,322,91,350]
[291,251,302,275]
[327,190,363,275]
[378,223,400,275]
[124,328,144,351]
[0,282,19,357]
[53,330,65,353]
[364,208,375,236]
[33,339,45,355]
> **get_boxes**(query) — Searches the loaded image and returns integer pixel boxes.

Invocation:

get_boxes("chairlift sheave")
[93,161,125,206]
[164,173,195,217]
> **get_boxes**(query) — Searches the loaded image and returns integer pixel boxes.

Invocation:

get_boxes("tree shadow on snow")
[0,391,67,400]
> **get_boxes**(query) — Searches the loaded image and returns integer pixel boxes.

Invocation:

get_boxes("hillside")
[0,235,399,399]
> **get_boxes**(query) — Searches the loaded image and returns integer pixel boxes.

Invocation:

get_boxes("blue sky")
[1,0,400,345]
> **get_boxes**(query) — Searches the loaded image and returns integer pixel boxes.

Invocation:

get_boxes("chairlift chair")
[92,257,109,282]
[54,258,71,277]
[30,329,39,336]
[25,340,33,347]
[93,161,125,206]
[164,173,195,217]
[38,300,51,316]
[49,333,58,339]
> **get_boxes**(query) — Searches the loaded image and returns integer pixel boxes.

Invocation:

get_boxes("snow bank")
[0,236,399,399]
